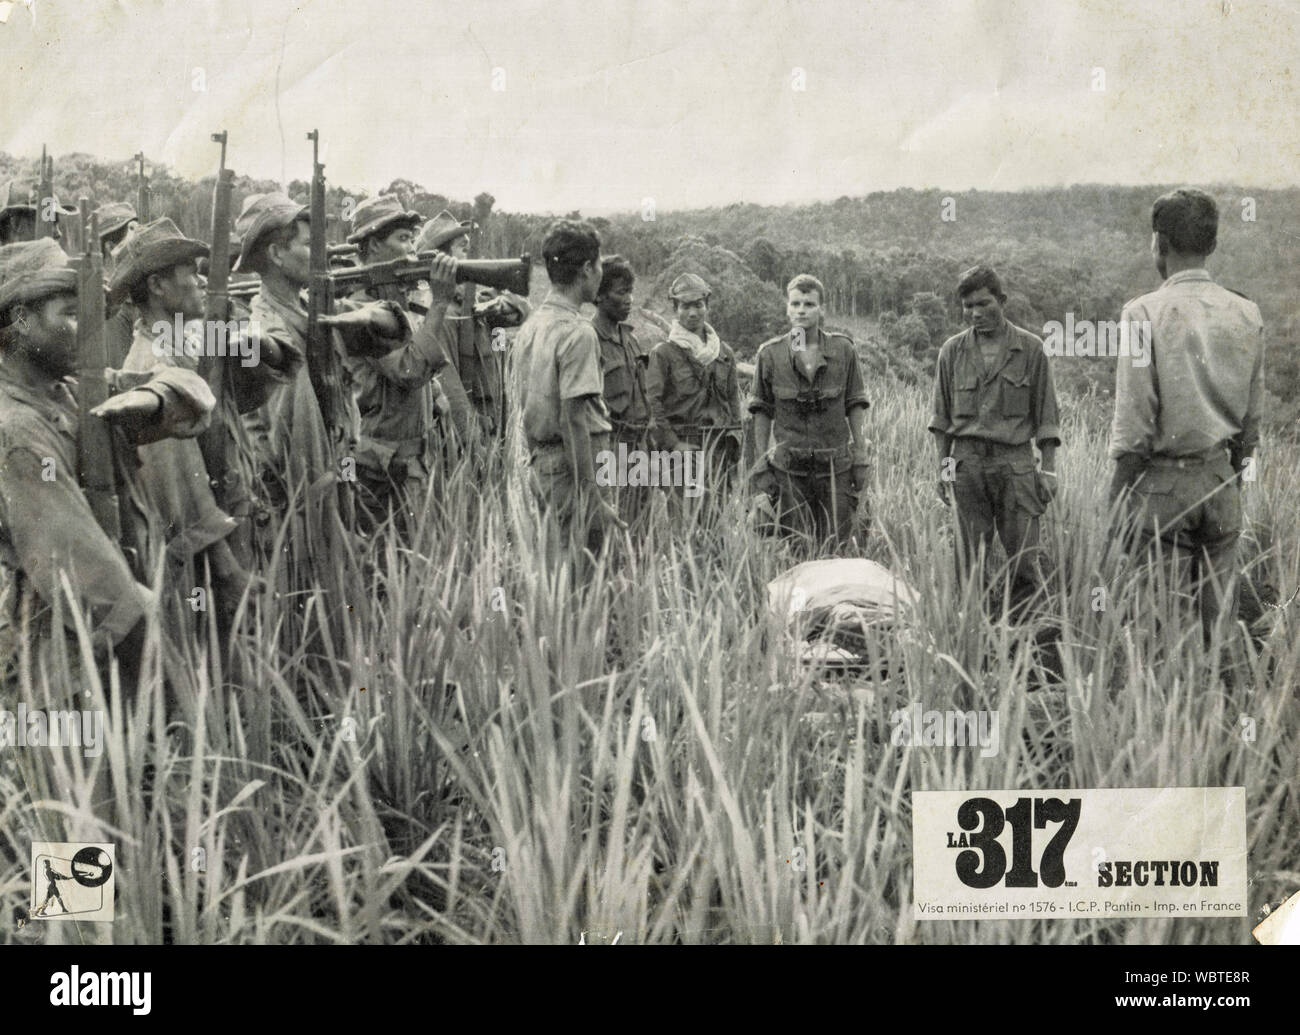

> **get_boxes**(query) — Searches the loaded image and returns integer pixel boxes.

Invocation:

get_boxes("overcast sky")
[2,0,1298,213]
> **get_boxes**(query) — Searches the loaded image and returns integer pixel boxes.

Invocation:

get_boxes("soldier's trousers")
[1113,452,1242,644]
[529,435,612,565]
[950,440,1047,621]
[772,465,857,554]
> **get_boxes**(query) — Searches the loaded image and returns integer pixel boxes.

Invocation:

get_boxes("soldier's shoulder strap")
[1225,287,1253,302]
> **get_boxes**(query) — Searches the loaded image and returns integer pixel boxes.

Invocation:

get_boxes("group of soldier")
[0,173,1265,694]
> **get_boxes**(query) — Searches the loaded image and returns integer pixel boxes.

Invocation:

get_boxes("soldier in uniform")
[96,201,141,368]
[750,274,871,553]
[591,255,650,523]
[0,180,76,248]
[111,218,301,631]
[96,202,138,270]
[0,238,216,690]
[231,192,414,531]
[1109,187,1264,646]
[418,210,529,449]
[341,195,458,530]
[645,273,744,502]
[512,220,622,563]
[929,265,1061,625]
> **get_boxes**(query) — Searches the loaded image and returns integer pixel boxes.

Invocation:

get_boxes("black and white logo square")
[29,843,115,922]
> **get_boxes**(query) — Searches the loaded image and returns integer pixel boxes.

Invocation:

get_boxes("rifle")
[304,129,345,439]
[134,152,151,223]
[35,146,56,241]
[198,131,235,498]
[325,250,531,300]
[73,200,122,541]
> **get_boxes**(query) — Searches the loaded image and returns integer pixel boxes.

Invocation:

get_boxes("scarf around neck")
[668,319,721,367]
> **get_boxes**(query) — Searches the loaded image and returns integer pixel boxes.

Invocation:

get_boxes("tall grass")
[2,374,1296,944]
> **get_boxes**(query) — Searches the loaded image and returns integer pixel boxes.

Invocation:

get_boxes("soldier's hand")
[1037,470,1059,505]
[428,252,459,304]
[937,477,951,507]
[319,302,400,337]
[850,462,871,495]
[92,388,163,423]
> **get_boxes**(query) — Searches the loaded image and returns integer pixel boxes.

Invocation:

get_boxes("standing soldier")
[750,274,871,553]
[645,273,744,498]
[0,238,216,688]
[341,195,458,529]
[1109,188,1264,647]
[512,220,622,562]
[231,193,412,524]
[929,265,1060,624]
[95,202,138,271]
[0,180,76,247]
[111,218,299,630]
[592,255,650,521]
[95,201,140,368]
[418,210,529,449]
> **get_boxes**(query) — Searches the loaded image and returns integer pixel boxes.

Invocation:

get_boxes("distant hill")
[6,150,1294,432]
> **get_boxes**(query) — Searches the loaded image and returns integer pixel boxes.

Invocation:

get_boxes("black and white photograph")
[0,0,1297,988]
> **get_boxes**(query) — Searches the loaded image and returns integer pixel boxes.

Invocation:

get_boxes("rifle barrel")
[74,199,122,541]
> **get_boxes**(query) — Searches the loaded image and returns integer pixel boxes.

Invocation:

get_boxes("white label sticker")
[913,788,1246,920]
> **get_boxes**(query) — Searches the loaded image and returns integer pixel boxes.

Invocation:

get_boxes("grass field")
[2,300,1297,944]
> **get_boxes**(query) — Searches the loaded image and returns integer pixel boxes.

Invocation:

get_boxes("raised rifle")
[198,130,235,496]
[304,129,344,438]
[134,152,151,223]
[73,200,122,541]
[325,251,531,300]
[35,146,56,241]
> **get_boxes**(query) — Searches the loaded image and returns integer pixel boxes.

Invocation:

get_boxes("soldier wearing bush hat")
[0,237,217,686]
[414,209,472,253]
[340,198,462,531]
[0,180,77,247]
[94,201,139,268]
[347,194,423,255]
[416,209,528,451]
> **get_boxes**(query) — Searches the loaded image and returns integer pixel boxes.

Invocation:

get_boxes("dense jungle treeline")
[4,151,1296,432]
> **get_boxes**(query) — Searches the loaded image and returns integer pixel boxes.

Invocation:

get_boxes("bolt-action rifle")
[73,200,122,541]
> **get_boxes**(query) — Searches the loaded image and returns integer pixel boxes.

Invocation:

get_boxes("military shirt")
[435,291,528,426]
[1108,268,1264,462]
[928,320,1061,448]
[750,327,869,472]
[0,362,213,648]
[342,285,447,477]
[123,319,240,562]
[592,313,650,427]
[244,287,404,495]
[512,292,610,448]
[645,333,743,450]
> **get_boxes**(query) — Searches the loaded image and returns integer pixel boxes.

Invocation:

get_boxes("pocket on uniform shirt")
[1000,372,1031,417]
[954,377,979,417]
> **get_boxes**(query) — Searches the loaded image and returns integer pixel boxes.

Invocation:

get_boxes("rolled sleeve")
[1032,348,1062,447]
[927,344,953,436]
[747,348,775,418]
[557,324,604,400]
[844,349,869,414]
[109,366,215,443]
